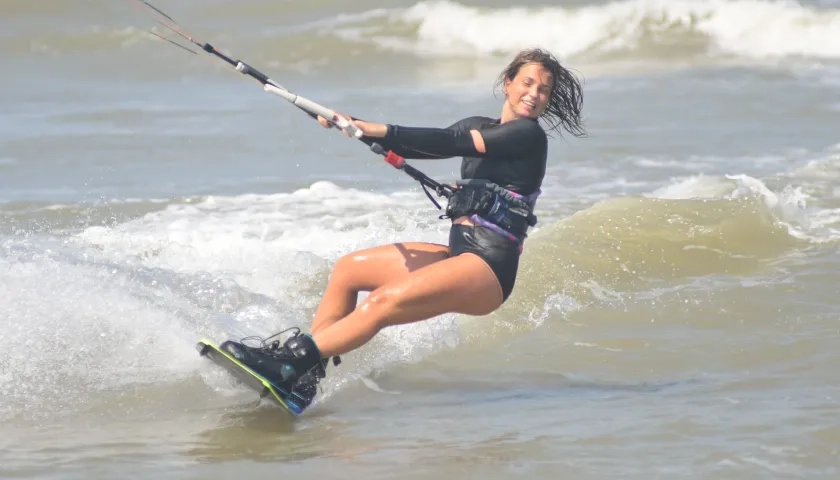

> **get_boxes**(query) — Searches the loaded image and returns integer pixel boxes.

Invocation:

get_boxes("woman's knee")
[357,287,404,329]
[328,252,368,290]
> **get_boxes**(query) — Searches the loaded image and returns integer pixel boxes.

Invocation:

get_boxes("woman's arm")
[318,115,478,160]
[373,118,545,160]
[318,115,543,160]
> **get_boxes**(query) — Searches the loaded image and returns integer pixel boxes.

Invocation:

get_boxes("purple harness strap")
[468,187,541,252]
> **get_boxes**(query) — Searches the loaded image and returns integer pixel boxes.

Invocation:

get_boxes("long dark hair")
[495,48,586,138]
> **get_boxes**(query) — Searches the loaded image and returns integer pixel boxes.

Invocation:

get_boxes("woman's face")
[504,62,553,120]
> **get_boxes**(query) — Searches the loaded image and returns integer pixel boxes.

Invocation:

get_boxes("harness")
[372,145,538,241]
[442,179,538,240]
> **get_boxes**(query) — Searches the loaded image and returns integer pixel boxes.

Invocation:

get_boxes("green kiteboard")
[196,339,307,416]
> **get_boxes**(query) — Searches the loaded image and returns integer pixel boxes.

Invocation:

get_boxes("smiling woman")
[218,47,587,413]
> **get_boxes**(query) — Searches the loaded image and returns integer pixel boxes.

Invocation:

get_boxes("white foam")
[647,172,840,243]
[526,293,585,329]
[76,181,449,297]
[359,0,840,61]
[647,174,736,199]
[809,208,840,230]
[633,157,690,169]
[0,246,200,421]
[785,151,840,181]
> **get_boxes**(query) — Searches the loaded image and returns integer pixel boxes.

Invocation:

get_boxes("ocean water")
[2,0,840,478]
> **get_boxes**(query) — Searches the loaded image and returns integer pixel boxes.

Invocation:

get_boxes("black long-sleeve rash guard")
[360,116,548,195]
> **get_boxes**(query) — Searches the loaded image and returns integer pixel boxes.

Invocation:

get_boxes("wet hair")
[495,48,586,138]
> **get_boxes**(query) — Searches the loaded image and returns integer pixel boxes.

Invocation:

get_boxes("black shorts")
[448,224,521,301]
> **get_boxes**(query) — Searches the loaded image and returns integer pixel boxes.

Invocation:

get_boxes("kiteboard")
[196,338,307,416]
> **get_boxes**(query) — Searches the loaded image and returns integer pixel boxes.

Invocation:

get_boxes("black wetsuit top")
[361,116,547,196]
[359,116,548,301]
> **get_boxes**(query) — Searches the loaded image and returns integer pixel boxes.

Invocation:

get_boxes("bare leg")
[312,253,504,357]
[310,242,450,335]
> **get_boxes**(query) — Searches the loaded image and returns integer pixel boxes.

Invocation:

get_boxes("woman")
[221,48,586,411]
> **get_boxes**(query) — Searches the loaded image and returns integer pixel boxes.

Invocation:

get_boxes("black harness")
[370,145,537,240]
[443,179,537,239]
